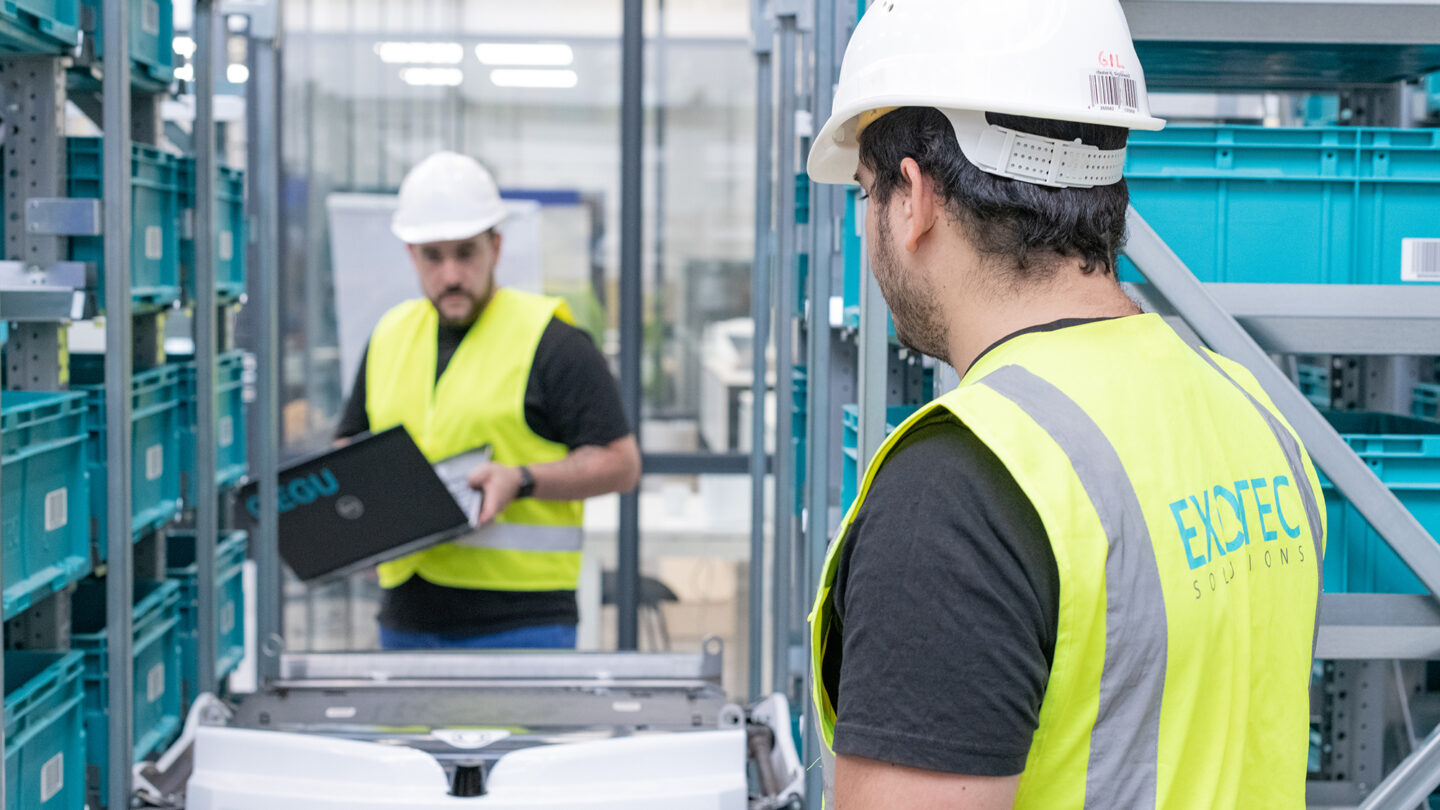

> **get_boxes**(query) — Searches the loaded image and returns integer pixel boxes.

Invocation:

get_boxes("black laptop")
[235,427,486,583]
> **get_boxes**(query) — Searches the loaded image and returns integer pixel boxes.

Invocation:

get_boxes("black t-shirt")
[823,319,1116,776]
[337,315,631,635]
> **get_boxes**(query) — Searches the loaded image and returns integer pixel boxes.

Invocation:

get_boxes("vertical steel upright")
[804,0,842,802]
[770,8,798,698]
[749,0,775,702]
[245,0,284,684]
[102,0,136,806]
[617,0,645,651]
[194,0,221,697]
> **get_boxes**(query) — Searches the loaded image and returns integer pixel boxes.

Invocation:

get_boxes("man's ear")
[899,157,937,253]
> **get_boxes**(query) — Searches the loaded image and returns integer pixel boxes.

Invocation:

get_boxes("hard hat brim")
[390,209,509,245]
[808,97,1165,186]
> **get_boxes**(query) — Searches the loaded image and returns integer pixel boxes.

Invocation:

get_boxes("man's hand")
[467,463,524,524]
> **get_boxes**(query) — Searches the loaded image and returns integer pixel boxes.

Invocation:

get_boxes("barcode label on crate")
[220,231,234,261]
[142,0,160,34]
[145,226,164,260]
[40,752,63,802]
[221,600,235,635]
[146,444,164,481]
[44,488,68,532]
[1088,72,1138,113]
[147,663,166,703]
[1402,238,1440,282]
[219,416,235,448]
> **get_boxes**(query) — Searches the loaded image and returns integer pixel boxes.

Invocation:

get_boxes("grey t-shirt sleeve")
[825,415,1059,776]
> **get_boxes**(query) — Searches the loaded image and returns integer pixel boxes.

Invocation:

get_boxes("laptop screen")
[235,427,471,582]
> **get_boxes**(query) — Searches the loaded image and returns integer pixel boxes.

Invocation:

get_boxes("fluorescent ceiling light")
[475,43,574,67]
[227,63,249,84]
[173,36,196,58]
[489,69,577,89]
[401,67,465,87]
[374,41,464,65]
[174,64,195,82]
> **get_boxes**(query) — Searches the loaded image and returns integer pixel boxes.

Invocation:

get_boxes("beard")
[871,214,949,363]
[431,277,495,327]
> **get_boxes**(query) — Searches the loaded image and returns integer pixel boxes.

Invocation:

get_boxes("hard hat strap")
[944,110,1127,189]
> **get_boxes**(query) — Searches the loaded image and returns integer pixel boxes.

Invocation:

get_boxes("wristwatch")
[516,466,537,499]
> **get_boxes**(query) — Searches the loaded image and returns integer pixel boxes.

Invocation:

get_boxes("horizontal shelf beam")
[1317,593,1440,659]
[1125,282,1440,355]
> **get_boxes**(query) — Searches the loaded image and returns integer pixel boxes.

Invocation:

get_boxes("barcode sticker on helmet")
[219,415,234,448]
[41,752,64,801]
[1402,239,1440,282]
[148,663,166,703]
[44,488,68,532]
[1089,72,1138,114]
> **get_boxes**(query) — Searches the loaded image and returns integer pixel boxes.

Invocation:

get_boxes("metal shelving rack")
[749,2,1440,809]
[0,0,269,804]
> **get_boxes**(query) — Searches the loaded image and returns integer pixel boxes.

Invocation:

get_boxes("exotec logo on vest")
[1169,474,1312,599]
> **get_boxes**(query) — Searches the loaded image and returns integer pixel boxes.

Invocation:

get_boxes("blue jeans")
[379,623,577,650]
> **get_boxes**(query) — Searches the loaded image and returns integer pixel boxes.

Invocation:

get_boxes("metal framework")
[748,2,1440,809]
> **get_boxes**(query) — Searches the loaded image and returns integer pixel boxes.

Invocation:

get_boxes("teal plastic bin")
[178,160,246,303]
[2,391,92,618]
[70,355,184,552]
[171,350,249,503]
[71,578,182,799]
[1298,363,1332,410]
[4,650,86,810]
[0,0,78,53]
[1319,413,1440,594]
[840,404,920,514]
[79,0,173,85]
[1122,126,1440,285]
[166,530,247,707]
[66,137,183,311]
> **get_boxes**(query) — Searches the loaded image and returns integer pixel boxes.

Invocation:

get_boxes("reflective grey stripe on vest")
[1189,348,1326,652]
[821,741,836,809]
[981,365,1167,810]
[450,523,583,552]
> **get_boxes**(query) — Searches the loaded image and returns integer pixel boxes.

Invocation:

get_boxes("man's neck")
[945,265,1140,375]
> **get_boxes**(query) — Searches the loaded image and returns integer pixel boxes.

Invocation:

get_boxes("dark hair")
[858,107,1130,278]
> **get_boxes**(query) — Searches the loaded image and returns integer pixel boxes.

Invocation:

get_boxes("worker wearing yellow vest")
[805,1,1324,807]
[337,152,641,650]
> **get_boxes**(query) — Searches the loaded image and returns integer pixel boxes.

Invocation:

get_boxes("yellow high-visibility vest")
[366,288,584,592]
[810,315,1324,809]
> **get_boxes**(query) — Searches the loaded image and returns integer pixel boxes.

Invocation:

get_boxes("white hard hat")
[391,151,508,244]
[807,0,1165,189]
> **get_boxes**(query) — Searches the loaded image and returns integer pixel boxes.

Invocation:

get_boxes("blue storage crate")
[177,160,246,303]
[1428,72,1440,118]
[79,0,173,85]
[171,350,249,503]
[2,391,92,618]
[69,354,184,552]
[840,404,920,514]
[166,530,247,707]
[1415,384,1440,422]
[0,0,78,53]
[71,578,182,796]
[4,650,86,810]
[1121,126,1440,285]
[1319,413,1440,594]
[66,137,183,311]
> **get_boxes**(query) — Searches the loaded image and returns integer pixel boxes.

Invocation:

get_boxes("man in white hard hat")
[807,1,1324,808]
[337,151,640,650]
